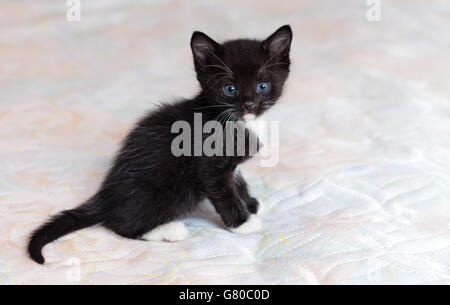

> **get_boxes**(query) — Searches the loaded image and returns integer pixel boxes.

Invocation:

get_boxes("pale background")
[1,0,449,284]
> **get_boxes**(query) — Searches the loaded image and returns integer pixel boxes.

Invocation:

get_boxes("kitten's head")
[191,25,292,120]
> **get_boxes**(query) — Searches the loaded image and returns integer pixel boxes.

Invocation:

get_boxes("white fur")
[243,113,256,122]
[230,215,263,234]
[243,114,265,147]
[256,201,265,216]
[143,221,188,242]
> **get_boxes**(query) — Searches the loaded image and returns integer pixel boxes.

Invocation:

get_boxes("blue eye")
[256,81,270,93]
[223,84,237,96]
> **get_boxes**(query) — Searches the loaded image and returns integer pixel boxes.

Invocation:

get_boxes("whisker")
[208,52,234,76]
[215,99,234,107]
[194,104,231,110]
[203,72,231,88]
[203,75,233,94]
[199,65,233,76]
[262,62,289,71]
[205,108,234,131]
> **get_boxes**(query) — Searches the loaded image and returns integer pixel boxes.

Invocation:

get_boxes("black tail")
[27,197,102,264]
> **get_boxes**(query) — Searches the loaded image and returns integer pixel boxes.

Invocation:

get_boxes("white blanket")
[0,0,449,284]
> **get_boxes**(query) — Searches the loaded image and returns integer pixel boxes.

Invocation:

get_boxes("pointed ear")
[262,25,292,57]
[191,31,222,65]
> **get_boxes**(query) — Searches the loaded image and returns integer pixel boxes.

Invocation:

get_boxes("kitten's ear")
[262,25,292,58]
[191,31,222,65]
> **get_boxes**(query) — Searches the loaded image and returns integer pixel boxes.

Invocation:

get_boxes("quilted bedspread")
[1,0,450,284]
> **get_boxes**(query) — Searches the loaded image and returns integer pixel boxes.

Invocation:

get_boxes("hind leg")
[108,220,189,242]
[101,188,197,242]
[141,221,188,242]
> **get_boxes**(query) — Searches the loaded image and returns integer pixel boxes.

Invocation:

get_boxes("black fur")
[28,25,292,264]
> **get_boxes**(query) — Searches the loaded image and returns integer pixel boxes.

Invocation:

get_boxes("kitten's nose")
[243,102,257,113]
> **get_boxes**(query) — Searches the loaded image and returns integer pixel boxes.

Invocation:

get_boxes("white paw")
[230,215,263,234]
[143,221,188,242]
[256,202,265,216]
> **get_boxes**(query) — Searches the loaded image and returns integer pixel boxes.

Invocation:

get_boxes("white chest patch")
[243,114,265,147]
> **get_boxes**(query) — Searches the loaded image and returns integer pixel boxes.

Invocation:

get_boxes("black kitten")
[28,25,292,264]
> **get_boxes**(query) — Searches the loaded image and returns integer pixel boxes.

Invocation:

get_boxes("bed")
[1,0,449,284]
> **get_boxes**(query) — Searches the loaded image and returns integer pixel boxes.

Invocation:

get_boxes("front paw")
[246,197,260,214]
[230,215,263,234]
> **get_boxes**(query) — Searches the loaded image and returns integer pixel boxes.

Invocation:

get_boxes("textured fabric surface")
[1,0,450,284]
